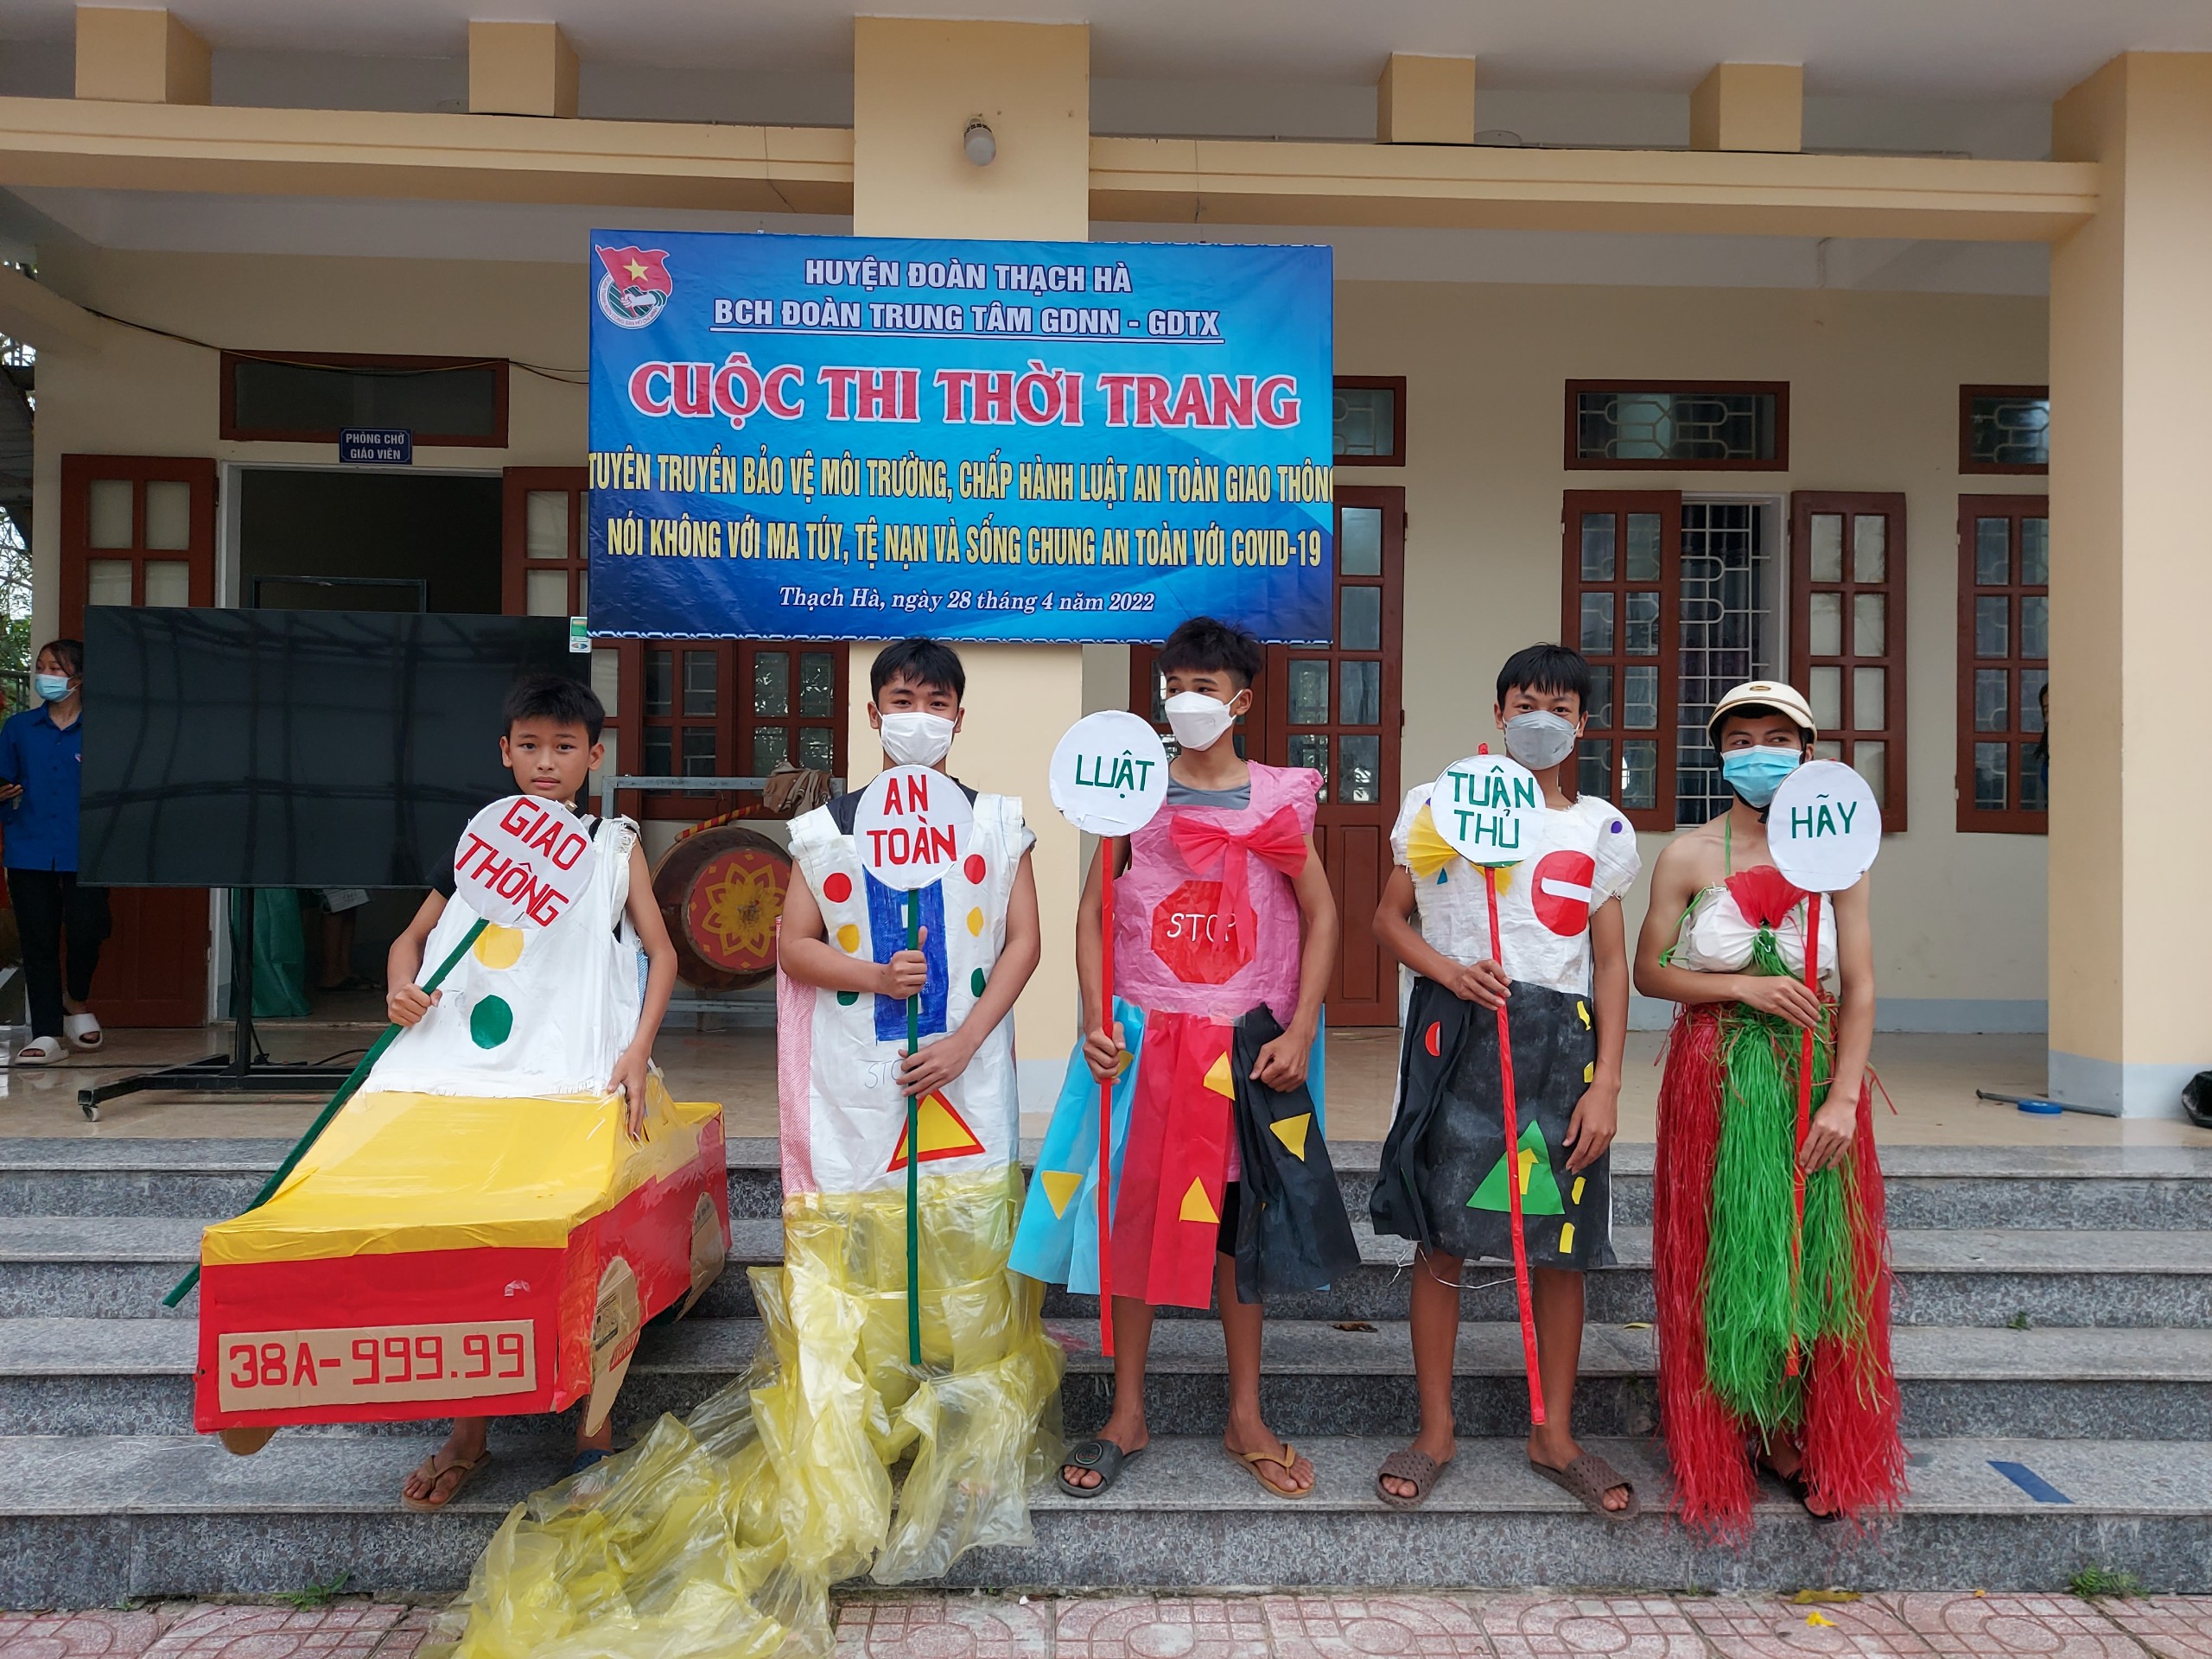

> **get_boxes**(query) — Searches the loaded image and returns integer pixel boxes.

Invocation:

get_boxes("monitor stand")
[79,889,365,1122]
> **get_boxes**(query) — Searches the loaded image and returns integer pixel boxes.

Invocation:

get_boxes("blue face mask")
[1719,747,1802,808]
[32,673,69,703]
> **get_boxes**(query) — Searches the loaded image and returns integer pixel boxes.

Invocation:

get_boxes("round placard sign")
[1049,710,1171,837]
[1767,760,1882,893]
[452,794,599,929]
[1432,753,1547,867]
[852,766,976,891]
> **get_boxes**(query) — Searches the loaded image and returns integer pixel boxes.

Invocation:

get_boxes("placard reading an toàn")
[1767,760,1884,893]
[1432,753,1547,867]
[853,766,976,889]
[453,795,600,928]
[1048,710,1171,837]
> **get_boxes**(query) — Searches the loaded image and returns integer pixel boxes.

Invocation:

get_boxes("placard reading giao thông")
[587,232,1334,644]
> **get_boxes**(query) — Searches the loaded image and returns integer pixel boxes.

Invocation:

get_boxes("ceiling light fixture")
[963,119,996,167]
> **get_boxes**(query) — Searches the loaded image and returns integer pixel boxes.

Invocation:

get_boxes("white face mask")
[1163,690,1238,753]
[876,710,956,768]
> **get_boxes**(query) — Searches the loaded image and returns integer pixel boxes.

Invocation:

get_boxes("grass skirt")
[1653,1002,1904,1536]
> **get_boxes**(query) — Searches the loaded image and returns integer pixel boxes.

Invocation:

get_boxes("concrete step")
[10,1216,2210,1330]
[12,1138,2212,1231]
[12,1314,2207,1444]
[2,1428,2204,1606]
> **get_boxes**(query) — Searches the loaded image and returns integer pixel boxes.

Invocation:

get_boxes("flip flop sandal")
[63,1014,103,1051]
[14,1038,62,1065]
[569,1447,613,1476]
[1225,1442,1313,1500]
[1759,1458,1841,1523]
[1529,1451,1640,1521]
[1057,1438,1142,1498]
[401,1450,493,1513]
[1376,1446,1452,1511]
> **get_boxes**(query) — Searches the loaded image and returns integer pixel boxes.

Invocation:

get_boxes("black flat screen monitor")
[80,609,586,888]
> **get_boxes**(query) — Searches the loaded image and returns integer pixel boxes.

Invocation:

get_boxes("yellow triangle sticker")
[1039,1169,1084,1218]
[1179,1176,1219,1224]
[1202,1052,1236,1098]
[887,1091,988,1172]
[1268,1112,1313,1161]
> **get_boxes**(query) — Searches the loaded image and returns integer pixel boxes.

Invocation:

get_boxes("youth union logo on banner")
[596,245,674,330]
[586,230,1336,645]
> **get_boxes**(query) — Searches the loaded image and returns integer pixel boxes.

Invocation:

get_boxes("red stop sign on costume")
[1531,849,1599,937]
[1151,879,1255,984]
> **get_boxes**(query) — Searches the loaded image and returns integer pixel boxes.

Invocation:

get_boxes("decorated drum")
[653,823,791,991]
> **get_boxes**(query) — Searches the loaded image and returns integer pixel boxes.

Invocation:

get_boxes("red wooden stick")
[1096,837,1116,1360]
[1484,864,1547,1427]
[1785,890,1822,1379]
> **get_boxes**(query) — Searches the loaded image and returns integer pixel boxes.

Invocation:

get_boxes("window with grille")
[1791,493,1908,829]
[1565,492,1794,830]
[1332,377,1405,467]
[221,353,507,447]
[1956,495,2048,835]
[1567,382,1787,471]
[1961,385,2050,475]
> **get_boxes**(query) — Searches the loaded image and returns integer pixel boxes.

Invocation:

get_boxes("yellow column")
[2047,53,2212,1116]
[847,18,1090,1109]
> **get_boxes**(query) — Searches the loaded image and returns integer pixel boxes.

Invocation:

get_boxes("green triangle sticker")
[1468,1119,1566,1216]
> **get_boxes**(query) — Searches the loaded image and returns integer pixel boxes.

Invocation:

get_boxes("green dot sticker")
[469,995,514,1049]
[969,968,987,996]
[836,990,859,1007]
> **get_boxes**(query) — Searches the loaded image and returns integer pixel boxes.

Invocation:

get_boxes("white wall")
[1335,278,2051,1028]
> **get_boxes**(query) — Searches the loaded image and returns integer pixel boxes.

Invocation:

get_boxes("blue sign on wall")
[339,428,411,465]
[587,232,1334,644]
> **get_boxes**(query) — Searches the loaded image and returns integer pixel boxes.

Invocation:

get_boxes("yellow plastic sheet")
[426,1165,1065,1659]
[203,1081,721,1264]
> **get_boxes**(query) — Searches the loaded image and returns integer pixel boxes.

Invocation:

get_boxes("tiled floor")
[7,1021,2208,1150]
[4,1596,2205,1659]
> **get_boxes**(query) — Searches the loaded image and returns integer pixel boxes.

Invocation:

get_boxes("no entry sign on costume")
[453,796,598,928]
[587,231,1334,645]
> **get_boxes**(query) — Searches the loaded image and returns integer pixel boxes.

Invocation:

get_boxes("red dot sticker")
[1424,1022,1441,1058]
[821,872,852,905]
[963,854,987,885]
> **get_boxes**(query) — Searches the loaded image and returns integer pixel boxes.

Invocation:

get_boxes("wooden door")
[1269,487,1404,1024]
[1122,486,1408,1026]
[57,455,217,1026]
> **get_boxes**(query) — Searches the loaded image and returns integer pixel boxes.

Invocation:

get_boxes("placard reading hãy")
[1048,710,1170,837]
[1767,760,1883,893]
[1432,754,1547,867]
[587,232,1335,645]
[853,766,976,891]
[453,795,599,928]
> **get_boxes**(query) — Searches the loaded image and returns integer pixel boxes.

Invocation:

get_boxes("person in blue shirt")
[0,639,109,1063]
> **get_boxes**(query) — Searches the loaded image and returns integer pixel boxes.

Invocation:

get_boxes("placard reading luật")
[588,232,1334,643]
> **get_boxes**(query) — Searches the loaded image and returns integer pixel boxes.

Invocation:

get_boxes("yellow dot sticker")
[472,925,525,970]
[966,906,985,938]
[836,923,861,953]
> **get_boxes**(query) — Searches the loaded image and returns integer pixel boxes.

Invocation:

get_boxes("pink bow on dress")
[1168,805,1309,937]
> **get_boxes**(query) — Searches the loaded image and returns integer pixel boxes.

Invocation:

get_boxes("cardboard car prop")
[194,1074,728,1448]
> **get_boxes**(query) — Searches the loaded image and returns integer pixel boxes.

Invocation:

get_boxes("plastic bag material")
[425,1164,1063,1659]
[1228,1005,1361,1304]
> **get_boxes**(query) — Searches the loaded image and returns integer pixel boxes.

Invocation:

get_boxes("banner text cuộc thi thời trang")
[588,232,1334,644]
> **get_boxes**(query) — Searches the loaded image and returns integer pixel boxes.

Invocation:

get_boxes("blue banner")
[587,232,1333,644]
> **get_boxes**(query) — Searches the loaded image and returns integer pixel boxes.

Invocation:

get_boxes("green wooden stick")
[904,888,922,1367]
[162,918,491,1308]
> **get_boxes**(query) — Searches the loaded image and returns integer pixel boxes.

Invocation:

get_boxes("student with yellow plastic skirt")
[426,641,1061,1659]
